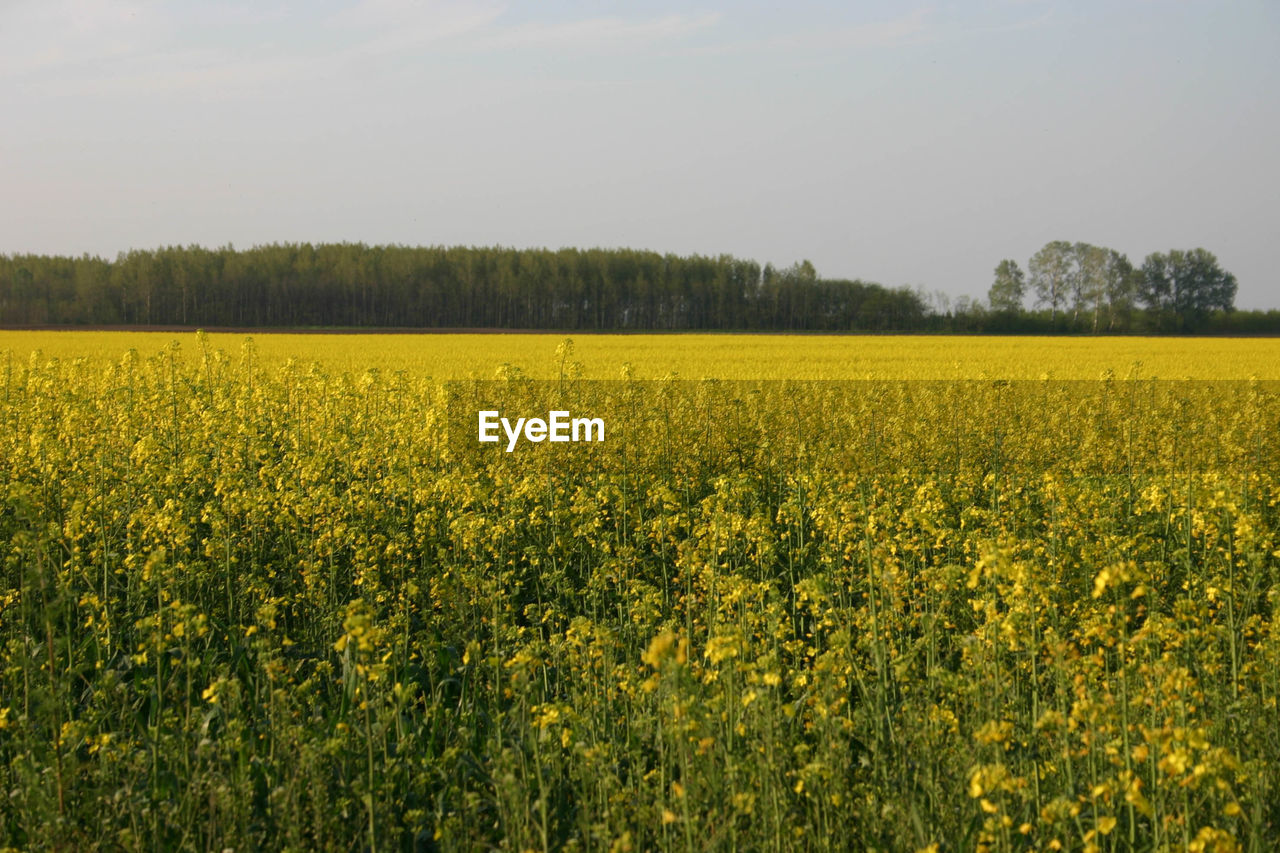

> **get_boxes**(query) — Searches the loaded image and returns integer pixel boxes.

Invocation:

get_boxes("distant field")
[2,330,1280,378]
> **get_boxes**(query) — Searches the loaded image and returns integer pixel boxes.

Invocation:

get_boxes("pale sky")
[2,0,1277,308]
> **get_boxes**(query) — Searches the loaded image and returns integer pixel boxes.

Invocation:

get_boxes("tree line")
[979,241,1251,333]
[0,244,926,331]
[1,241,1271,333]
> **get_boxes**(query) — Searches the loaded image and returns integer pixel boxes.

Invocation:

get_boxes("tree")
[1100,250,1136,332]
[988,259,1026,313]
[1139,248,1237,331]
[1072,242,1108,326]
[1029,240,1073,322]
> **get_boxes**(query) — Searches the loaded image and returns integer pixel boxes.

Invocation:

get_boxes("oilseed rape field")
[2,332,1279,851]
[4,330,1280,379]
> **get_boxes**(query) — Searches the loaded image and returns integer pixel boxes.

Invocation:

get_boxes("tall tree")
[1029,240,1073,322]
[1101,249,1136,332]
[1139,248,1237,330]
[1071,242,1108,327]
[988,259,1026,313]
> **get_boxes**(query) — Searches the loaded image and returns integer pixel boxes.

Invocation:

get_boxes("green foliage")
[957,242,1247,335]
[1139,249,1239,332]
[0,245,925,332]
[1028,241,1073,321]
[988,260,1026,313]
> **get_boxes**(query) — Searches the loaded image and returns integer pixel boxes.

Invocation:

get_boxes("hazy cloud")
[775,8,932,51]
[6,2,719,97]
[0,0,161,76]
[324,0,504,56]
[473,12,721,52]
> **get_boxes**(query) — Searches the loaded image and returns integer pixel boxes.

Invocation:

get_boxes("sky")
[2,0,1277,308]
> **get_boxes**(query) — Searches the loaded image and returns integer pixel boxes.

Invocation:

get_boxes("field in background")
[2,333,1278,850]
[3,330,1280,378]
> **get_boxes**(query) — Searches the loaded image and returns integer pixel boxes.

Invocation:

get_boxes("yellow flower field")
[3,330,1280,378]
[1,332,1277,850]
